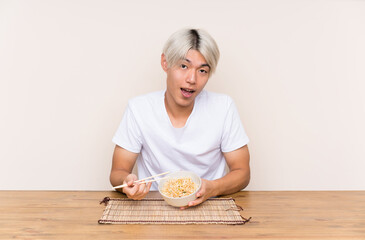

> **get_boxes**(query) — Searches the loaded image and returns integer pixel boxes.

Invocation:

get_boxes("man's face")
[162,49,210,110]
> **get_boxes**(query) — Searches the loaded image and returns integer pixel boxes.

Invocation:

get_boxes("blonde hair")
[162,28,220,74]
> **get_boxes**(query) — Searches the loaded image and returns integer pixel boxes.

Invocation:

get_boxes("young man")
[110,28,250,208]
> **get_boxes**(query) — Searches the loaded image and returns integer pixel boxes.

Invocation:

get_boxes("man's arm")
[110,145,152,200]
[213,144,250,196]
[185,145,250,208]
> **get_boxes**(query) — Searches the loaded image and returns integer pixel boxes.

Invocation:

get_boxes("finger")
[196,187,205,198]
[127,179,135,187]
[133,183,146,200]
[188,196,204,207]
[196,191,202,198]
[122,185,132,195]
[125,174,137,187]
[138,182,152,199]
[124,188,135,199]
[147,181,152,190]
[124,182,140,199]
[143,182,152,195]
[138,182,146,193]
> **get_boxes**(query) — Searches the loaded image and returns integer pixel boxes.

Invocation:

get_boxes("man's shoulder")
[128,91,164,108]
[198,90,233,106]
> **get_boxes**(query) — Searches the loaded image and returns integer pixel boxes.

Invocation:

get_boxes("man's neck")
[164,96,194,128]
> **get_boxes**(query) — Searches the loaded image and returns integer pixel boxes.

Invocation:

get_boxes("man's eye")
[181,64,187,69]
[199,69,208,74]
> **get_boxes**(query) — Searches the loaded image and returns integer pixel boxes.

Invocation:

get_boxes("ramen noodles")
[161,177,198,198]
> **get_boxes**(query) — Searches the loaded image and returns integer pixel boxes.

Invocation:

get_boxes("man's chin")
[176,98,195,109]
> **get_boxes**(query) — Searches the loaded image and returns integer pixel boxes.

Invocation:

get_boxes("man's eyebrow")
[201,63,211,68]
[183,58,211,68]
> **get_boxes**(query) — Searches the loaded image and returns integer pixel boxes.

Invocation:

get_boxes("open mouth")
[181,88,195,98]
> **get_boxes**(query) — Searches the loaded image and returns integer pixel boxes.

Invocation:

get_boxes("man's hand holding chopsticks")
[122,174,152,200]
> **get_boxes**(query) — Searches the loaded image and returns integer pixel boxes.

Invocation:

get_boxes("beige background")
[1,0,364,190]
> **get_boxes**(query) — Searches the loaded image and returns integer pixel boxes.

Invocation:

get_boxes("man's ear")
[161,54,168,72]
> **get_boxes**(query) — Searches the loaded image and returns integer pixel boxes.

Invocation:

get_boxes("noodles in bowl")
[158,171,201,207]
[161,177,198,198]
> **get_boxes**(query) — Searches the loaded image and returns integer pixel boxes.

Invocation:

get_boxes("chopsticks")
[113,171,170,189]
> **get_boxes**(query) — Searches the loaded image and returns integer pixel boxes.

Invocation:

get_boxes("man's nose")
[186,70,196,84]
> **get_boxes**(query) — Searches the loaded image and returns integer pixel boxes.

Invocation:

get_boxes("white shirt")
[112,90,249,190]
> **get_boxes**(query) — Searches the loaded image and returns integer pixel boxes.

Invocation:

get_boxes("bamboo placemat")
[98,197,251,225]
